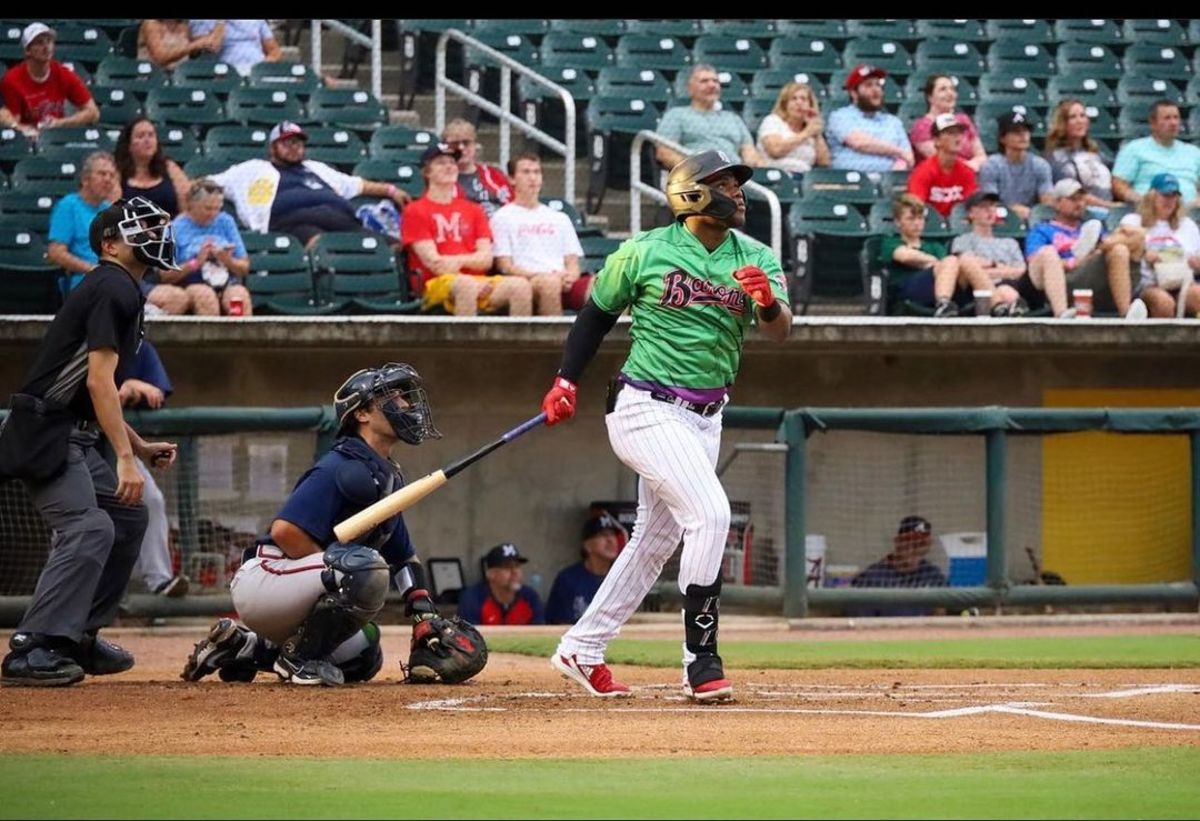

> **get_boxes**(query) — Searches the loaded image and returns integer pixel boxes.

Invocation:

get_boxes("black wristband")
[757,300,782,322]
[559,298,621,382]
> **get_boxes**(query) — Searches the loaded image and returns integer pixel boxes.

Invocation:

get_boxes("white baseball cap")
[21,22,55,50]
[1051,179,1084,200]
[268,121,309,144]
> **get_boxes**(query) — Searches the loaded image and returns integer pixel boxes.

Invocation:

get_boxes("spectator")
[827,63,913,173]
[139,19,223,70]
[0,22,99,138]
[908,74,986,172]
[1044,99,1121,215]
[978,112,1054,223]
[490,152,588,316]
[401,142,531,316]
[47,151,119,292]
[188,20,281,78]
[1112,100,1200,208]
[907,113,978,218]
[456,543,545,626]
[545,512,626,625]
[850,516,947,617]
[880,194,988,317]
[656,63,764,170]
[171,179,253,316]
[754,81,831,176]
[441,118,513,218]
[114,117,190,217]
[117,340,189,598]
[209,121,409,245]
[951,191,1036,317]
[1119,173,1200,318]
[1026,179,1148,320]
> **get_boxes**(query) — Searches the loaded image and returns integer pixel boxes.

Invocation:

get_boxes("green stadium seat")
[913,40,987,80]
[248,62,321,95]
[915,20,990,44]
[518,68,596,149]
[303,127,368,171]
[614,34,691,77]
[1122,18,1188,47]
[976,73,1048,107]
[877,170,911,199]
[747,167,802,202]
[36,126,116,155]
[0,127,33,172]
[1116,76,1185,107]
[368,125,437,159]
[738,97,772,133]
[752,69,830,106]
[94,56,168,93]
[0,24,24,64]
[1056,43,1123,82]
[801,168,878,208]
[597,67,674,105]
[584,94,661,214]
[11,157,84,197]
[986,20,1055,44]
[306,89,388,132]
[78,19,140,40]
[546,19,627,42]
[171,58,245,96]
[1075,106,1121,148]
[1027,203,1056,229]
[330,271,422,314]
[242,232,309,273]
[541,196,599,238]
[156,125,201,162]
[0,191,55,235]
[470,19,550,38]
[245,269,336,315]
[462,30,540,95]
[351,160,424,197]
[309,230,404,311]
[1188,110,1200,142]
[1047,75,1117,109]
[766,38,841,77]
[903,74,979,110]
[946,201,1025,238]
[788,199,871,306]
[396,20,472,108]
[145,86,225,128]
[858,234,889,315]
[691,34,768,76]
[670,69,748,106]
[204,125,271,158]
[1119,101,1173,141]
[846,20,917,42]
[987,41,1056,80]
[0,230,61,312]
[1104,204,1137,232]
[1053,19,1124,47]
[1187,77,1200,107]
[113,25,138,58]
[896,97,928,123]
[842,39,915,78]
[538,31,615,73]
[867,200,953,239]
[1189,21,1200,47]
[625,20,702,42]
[53,23,113,70]
[183,157,233,179]
[699,19,779,42]
[1125,44,1194,84]
[777,21,848,44]
[226,87,305,127]
[578,234,622,259]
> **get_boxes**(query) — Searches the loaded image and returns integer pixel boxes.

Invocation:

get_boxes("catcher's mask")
[334,362,442,445]
[90,196,180,270]
[665,149,752,223]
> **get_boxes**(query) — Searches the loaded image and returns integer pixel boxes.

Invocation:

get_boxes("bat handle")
[505,412,548,441]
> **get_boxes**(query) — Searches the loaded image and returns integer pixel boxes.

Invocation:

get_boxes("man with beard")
[828,64,913,173]
[209,120,410,247]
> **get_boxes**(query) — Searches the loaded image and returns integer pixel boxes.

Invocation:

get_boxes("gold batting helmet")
[665,149,753,222]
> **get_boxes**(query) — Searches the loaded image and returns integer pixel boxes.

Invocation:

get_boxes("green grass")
[487,634,1200,669]
[2,748,1198,819]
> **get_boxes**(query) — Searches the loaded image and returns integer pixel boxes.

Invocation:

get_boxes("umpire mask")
[335,362,442,446]
[115,196,180,270]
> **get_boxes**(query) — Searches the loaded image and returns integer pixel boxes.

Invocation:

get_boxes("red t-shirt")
[400,194,493,284]
[907,154,978,218]
[1,61,92,126]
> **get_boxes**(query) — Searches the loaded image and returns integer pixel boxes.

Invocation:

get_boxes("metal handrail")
[629,129,782,258]
[435,28,576,204]
[310,19,382,102]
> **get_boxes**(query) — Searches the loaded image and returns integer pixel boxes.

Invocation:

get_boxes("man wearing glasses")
[441,118,513,218]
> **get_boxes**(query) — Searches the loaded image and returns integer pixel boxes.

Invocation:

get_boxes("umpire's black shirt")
[20,262,145,421]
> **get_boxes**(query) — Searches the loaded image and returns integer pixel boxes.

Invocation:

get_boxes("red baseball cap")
[845,63,887,92]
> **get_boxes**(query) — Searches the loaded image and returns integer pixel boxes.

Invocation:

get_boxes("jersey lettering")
[432,212,465,243]
[658,269,746,315]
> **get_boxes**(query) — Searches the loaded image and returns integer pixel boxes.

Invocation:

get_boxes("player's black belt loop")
[645,387,727,418]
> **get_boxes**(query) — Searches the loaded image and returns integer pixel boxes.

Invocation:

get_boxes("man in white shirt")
[490,152,588,315]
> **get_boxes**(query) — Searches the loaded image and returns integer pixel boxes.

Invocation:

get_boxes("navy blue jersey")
[847,558,947,617]
[265,435,416,568]
[545,562,605,624]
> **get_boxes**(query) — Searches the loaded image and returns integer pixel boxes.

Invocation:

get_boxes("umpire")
[0,196,179,687]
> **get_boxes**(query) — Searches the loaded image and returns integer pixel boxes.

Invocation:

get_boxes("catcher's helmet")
[334,362,442,445]
[89,196,180,270]
[665,149,753,222]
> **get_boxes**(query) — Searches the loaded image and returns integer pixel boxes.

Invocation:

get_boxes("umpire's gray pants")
[17,430,148,642]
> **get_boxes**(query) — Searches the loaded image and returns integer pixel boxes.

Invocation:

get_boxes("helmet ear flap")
[664,150,751,221]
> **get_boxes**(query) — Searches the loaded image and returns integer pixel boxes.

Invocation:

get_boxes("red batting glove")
[541,377,577,426]
[732,265,775,308]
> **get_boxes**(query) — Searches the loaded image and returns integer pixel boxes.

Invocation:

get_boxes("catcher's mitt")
[404,616,488,684]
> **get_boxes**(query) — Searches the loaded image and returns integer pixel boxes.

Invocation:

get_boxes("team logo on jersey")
[659,269,746,315]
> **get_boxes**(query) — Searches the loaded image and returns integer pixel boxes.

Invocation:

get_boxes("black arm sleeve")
[558,299,621,382]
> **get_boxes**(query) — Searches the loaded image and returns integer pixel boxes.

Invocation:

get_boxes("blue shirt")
[978,153,1053,208]
[172,212,248,286]
[827,105,910,173]
[545,562,605,624]
[656,105,753,159]
[1112,137,1200,198]
[456,581,544,625]
[268,436,416,569]
[48,193,110,291]
[1025,219,1107,265]
[848,559,947,617]
[189,20,274,77]
[270,163,356,219]
[118,339,173,399]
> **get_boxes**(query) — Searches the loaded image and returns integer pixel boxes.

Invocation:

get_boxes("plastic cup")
[1072,288,1093,318]
[973,289,993,316]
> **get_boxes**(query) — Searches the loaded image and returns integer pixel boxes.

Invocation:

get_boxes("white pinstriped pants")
[557,384,731,667]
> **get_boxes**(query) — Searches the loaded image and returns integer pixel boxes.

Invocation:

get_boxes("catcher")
[181,363,486,686]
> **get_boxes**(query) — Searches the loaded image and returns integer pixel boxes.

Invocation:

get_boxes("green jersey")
[590,222,787,390]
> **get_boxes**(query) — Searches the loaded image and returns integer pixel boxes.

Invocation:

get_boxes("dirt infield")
[2,623,1198,760]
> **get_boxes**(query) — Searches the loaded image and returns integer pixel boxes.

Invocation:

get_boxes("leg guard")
[683,579,722,657]
[282,544,389,663]
[331,623,384,683]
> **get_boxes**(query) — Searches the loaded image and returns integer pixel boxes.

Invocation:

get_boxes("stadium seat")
[1122,18,1188,47]
[1047,75,1117,109]
[1104,204,1137,232]
[986,20,1055,45]
[1082,106,1121,148]
[94,56,169,93]
[248,62,321,95]
[584,95,661,214]
[518,68,596,149]
[182,157,232,179]
[396,20,472,108]
[172,58,245,97]
[157,125,201,162]
[241,232,309,274]
[743,168,802,252]
[0,230,60,313]
[776,20,848,45]
[37,126,116,154]
[1124,44,1193,84]
[368,125,437,159]
[946,201,1025,239]
[699,19,780,42]
[52,23,113,70]
[306,89,388,133]
[1056,43,1123,82]
[90,86,143,128]
[245,269,336,315]
[877,170,911,199]
[226,87,306,127]
[462,31,541,109]
[0,127,33,172]
[204,125,271,160]
[541,196,600,238]
[976,73,1048,107]
[986,41,1056,80]
[1118,101,1178,142]
[766,38,841,77]
[1053,19,1124,47]
[547,19,627,42]
[0,191,55,236]
[747,167,803,202]
[624,20,702,43]
[470,18,550,38]
[691,34,768,76]
[896,98,928,124]
[578,234,622,259]
[538,31,615,73]
[801,168,878,208]
[145,86,225,128]
[787,200,871,306]
[915,20,990,44]
[845,20,917,42]
[11,158,83,197]
[867,199,953,240]
[1116,76,1186,107]
[1186,77,1200,108]
[0,24,23,64]
[597,67,674,105]
[752,70,830,106]
[113,24,138,58]
[857,234,889,315]
[302,127,368,171]
[614,34,692,77]
[309,231,412,314]
[842,39,914,78]
[351,160,424,198]
[913,39,987,80]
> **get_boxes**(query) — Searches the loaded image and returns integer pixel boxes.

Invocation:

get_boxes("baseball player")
[181,363,449,686]
[540,150,793,701]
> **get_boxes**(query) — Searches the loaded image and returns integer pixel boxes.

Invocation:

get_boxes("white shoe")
[1073,219,1103,260]
[1124,298,1148,321]
[1057,307,1078,319]
[550,653,632,697]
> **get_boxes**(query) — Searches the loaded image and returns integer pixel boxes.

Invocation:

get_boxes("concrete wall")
[3,316,1198,592]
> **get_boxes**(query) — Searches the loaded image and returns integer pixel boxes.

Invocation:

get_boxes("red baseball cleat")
[683,653,734,702]
[551,653,632,698]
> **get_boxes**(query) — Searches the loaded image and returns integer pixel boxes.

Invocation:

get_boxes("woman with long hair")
[1119,173,1200,317]
[1044,99,1120,213]
[755,81,831,176]
[114,117,190,217]
[908,74,986,171]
